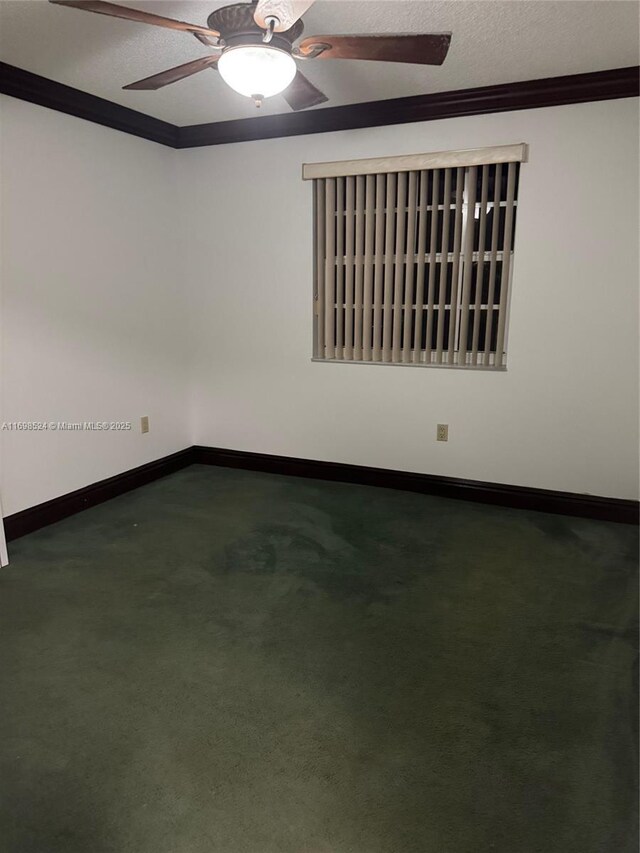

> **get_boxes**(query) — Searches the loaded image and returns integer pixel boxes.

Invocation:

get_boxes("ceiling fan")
[50,0,452,111]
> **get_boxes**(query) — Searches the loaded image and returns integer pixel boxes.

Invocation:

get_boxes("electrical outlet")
[437,423,448,442]
[141,416,149,434]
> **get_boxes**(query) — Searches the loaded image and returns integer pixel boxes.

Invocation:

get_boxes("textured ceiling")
[1,0,638,125]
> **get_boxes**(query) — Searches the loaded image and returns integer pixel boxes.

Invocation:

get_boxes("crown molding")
[1,62,638,149]
[0,62,178,147]
[177,66,640,147]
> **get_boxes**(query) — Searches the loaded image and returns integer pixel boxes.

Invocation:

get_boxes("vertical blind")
[304,144,526,368]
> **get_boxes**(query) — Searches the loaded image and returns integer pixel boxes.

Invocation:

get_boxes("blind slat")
[484,163,502,368]
[495,162,517,365]
[335,178,345,360]
[457,166,478,366]
[324,178,336,359]
[424,169,440,364]
[435,168,452,364]
[402,171,418,363]
[447,167,465,366]
[344,176,355,361]
[471,165,490,365]
[373,174,387,362]
[315,178,325,359]
[392,172,408,362]
[362,174,376,361]
[353,176,365,360]
[412,171,429,364]
[381,173,396,361]
[362,175,378,361]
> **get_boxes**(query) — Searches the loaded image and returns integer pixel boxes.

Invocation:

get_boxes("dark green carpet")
[0,465,637,853]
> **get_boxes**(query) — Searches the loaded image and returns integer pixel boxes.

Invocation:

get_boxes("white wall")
[179,98,639,500]
[0,97,189,515]
[1,96,637,513]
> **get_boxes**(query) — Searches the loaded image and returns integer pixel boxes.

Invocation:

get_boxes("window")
[303,143,526,369]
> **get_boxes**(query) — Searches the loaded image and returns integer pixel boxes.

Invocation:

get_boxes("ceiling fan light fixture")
[49,1,453,112]
[218,45,296,99]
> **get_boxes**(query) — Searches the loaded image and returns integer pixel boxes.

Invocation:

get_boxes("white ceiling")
[1,0,638,126]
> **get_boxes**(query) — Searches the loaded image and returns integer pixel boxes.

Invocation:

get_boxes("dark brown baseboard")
[3,445,638,541]
[3,448,193,541]
[192,446,639,525]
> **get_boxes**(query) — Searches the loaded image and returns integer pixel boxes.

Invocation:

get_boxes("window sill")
[311,358,507,371]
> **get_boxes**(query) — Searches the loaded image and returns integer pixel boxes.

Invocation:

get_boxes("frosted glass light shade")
[218,46,296,99]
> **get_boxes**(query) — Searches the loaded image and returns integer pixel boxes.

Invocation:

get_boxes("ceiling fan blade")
[123,55,220,91]
[254,0,315,32]
[282,70,328,111]
[49,1,220,39]
[297,33,451,65]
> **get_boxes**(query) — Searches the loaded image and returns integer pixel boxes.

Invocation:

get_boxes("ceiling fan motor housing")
[207,2,303,51]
